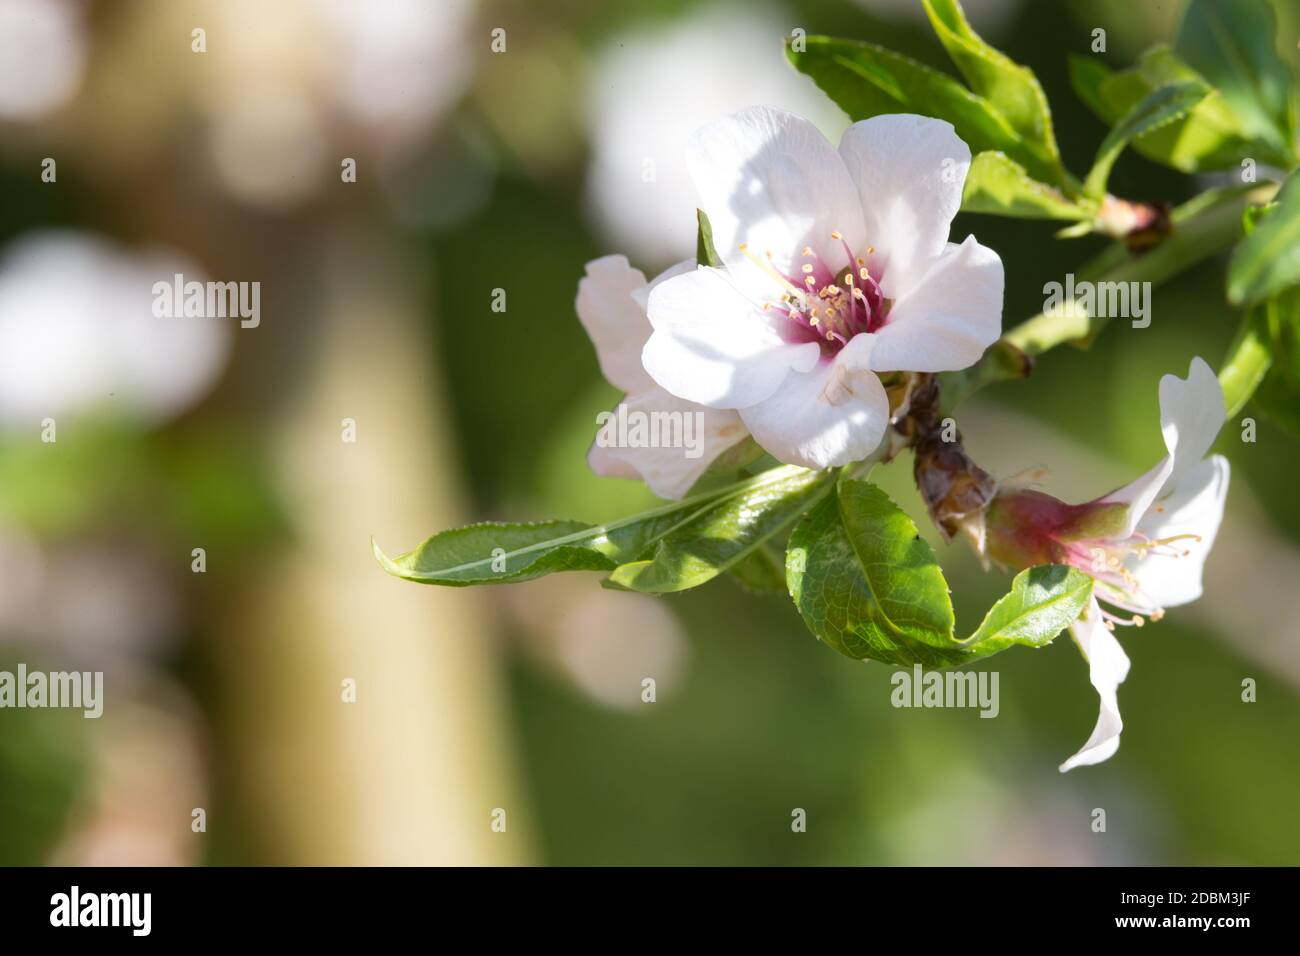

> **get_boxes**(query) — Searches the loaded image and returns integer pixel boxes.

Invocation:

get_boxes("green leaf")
[1220,306,1274,417]
[1073,47,1285,172]
[1083,81,1209,198]
[1266,286,1300,377]
[785,480,1093,665]
[375,519,642,586]
[1228,170,1300,307]
[727,542,790,595]
[786,481,954,663]
[961,151,1094,220]
[1068,54,1113,119]
[1175,0,1298,162]
[608,467,834,593]
[695,208,722,268]
[1251,286,1300,435]
[960,565,1097,657]
[375,465,815,587]
[1253,366,1300,437]
[786,36,1061,186]
[921,0,1066,186]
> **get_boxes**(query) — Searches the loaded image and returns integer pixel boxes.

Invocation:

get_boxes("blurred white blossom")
[0,232,231,426]
[0,0,86,120]
[317,0,476,131]
[584,4,847,266]
[201,0,477,207]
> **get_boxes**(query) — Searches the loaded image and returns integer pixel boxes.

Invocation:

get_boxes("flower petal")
[1099,458,1174,539]
[576,254,655,394]
[868,235,1003,373]
[838,114,970,300]
[1101,356,1226,535]
[643,265,820,409]
[630,258,694,314]
[1060,597,1131,773]
[738,333,889,469]
[1130,454,1229,608]
[588,388,749,499]
[686,106,865,295]
[1159,356,1226,488]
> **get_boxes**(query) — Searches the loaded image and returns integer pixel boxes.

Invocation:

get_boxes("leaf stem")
[1003,182,1278,358]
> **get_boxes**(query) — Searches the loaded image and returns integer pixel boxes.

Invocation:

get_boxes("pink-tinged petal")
[838,114,971,300]
[686,106,865,296]
[587,388,749,500]
[1101,356,1226,536]
[587,429,641,481]
[868,236,1003,373]
[643,265,820,409]
[738,333,888,469]
[1059,597,1130,773]
[1130,454,1229,609]
[576,255,655,394]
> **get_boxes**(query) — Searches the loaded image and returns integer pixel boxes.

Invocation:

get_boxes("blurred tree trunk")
[218,229,527,865]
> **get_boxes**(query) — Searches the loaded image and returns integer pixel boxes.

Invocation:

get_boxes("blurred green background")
[0,0,1298,865]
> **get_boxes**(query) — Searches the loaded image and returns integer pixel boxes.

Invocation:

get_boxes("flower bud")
[984,487,1131,572]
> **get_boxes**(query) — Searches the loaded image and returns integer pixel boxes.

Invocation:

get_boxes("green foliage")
[1070,46,1284,172]
[384,0,1288,689]
[1174,0,1298,164]
[375,466,828,590]
[726,542,789,595]
[785,481,1092,666]
[785,37,1061,188]
[1082,81,1209,198]
[1229,171,1300,307]
[961,151,1093,221]
[1220,305,1274,418]
[920,0,1065,185]
[608,467,834,593]
[1248,287,1300,435]
[695,208,722,268]
[1217,186,1300,428]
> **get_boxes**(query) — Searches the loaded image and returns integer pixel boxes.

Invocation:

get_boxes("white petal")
[576,254,655,394]
[867,236,1003,373]
[587,434,641,481]
[738,333,889,469]
[686,105,865,295]
[643,265,820,409]
[587,389,749,500]
[1059,597,1131,773]
[1101,356,1226,535]
[838,114,970,300]
[1130,454,1229,608]
[630,258,694,314]
[1100,457,1175,538]
[1159,356,1226,488]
